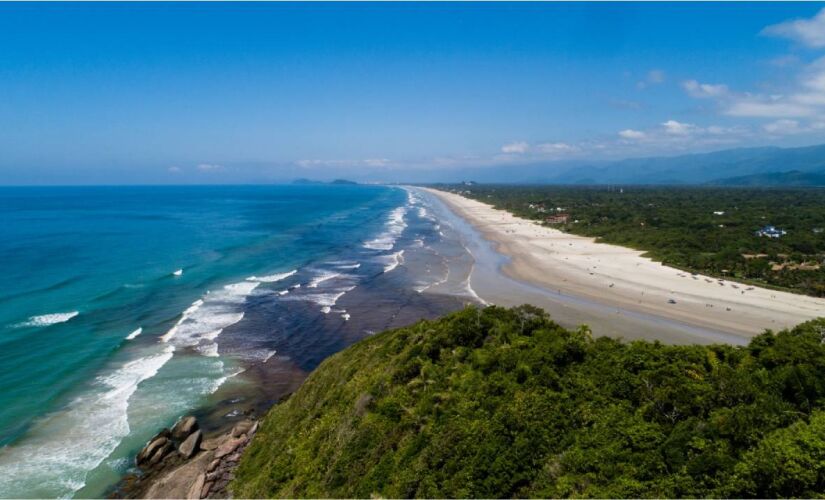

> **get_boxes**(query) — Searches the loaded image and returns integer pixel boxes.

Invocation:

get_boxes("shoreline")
[420,187,825,342]
[106,188,475,499]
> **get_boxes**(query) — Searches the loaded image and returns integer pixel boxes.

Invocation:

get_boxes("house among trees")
[545,213,570,224]
[755,225,787,238]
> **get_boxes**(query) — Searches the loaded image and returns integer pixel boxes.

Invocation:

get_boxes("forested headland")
[234,306,825,498]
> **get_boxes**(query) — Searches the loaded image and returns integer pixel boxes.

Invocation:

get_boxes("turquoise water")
[0,184,412,497]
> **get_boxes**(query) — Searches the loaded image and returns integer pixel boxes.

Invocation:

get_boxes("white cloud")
[168,166,182,173]
[536,142,579,154]
[763,119,803,135]
[662,120,697,136]
[723,59,825,119]
[295,158,394,168]
[690,12,825,121]
[682,80,729,99]
[726,99,816,118]
[618,129,646,140]
[501,141,529,154]
[197,163,223,171]
[762,8,825,48]
[363,158,392,167]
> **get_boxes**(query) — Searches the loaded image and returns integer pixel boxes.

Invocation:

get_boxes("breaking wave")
[15,311,79,328]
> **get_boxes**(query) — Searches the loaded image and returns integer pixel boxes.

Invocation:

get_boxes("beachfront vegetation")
[233,305,825,498]
[443,185,825,296]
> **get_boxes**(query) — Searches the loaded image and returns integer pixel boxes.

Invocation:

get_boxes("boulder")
[148,440,174,466]
[171,416,199,441]
[178,430,203,459]
[207,459,220,473]
[137,436,169,465]
[230,420,254,438]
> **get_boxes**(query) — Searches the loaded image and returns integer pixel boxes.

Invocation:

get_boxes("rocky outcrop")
[171,416,199,441]
[198,420,258,498]
[122,417,258,499]
[178,430,203,459]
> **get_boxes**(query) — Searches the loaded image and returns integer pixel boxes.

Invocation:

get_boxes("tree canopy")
[233,306,825,498]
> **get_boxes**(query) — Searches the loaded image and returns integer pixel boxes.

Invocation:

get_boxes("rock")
[148,440,174,466]
[144,447,213,499]
[178,429,203,459]
[248,421,259,436]
[213,437,244,459]
[187,473,205,499]
[230,420,254,438]
[137,436,169,465]
[201,481,213,498]
[207,459,220,473]
[171,416,199,441]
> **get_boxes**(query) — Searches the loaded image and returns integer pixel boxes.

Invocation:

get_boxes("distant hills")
[288,144,825,187]
[708,169,825,187]
[292,178,358,185]
[413,143,825,186]
[547,143,825,185]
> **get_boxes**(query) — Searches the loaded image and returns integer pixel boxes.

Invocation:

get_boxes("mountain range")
[440,143,825,186]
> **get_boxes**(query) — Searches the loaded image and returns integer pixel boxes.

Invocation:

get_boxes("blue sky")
[2,2,825,184]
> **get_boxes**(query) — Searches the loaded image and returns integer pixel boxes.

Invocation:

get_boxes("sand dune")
[423,188,825,339]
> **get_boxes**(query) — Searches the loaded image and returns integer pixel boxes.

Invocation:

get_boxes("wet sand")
[418,187,825,345]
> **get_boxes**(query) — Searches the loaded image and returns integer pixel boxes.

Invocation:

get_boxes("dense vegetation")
[234,306,825,498]
[444,185,825,296]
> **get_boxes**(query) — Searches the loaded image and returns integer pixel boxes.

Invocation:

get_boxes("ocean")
[0,184,477,498]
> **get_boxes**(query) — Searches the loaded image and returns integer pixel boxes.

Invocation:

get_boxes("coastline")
[420,187,825,342]
[102,186,478,499]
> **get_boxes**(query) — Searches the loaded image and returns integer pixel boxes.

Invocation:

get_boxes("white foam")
[320,306,332,314]
[307,270,341,288]
[246,269,297,283]
[418,206,433,219]
[173,269,183,276]
[363,206,408,251]
[277,289,290,296]
[464,268,489,306]
[16,311,79,328]
[336,263,361,269]
[307,289,352,307]
[0,345,174,497]
[160,281,258,357]
[380,250,405,273]
[197,343,219,357]
[223,281,261,296]
[342,312,351,321]
[263,350,277,363]
[126,327,143,340]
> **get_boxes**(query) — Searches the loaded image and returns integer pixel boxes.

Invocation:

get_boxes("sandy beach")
[422,187,825,342]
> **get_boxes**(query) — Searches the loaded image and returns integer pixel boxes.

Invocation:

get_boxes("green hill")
[233,306,825,498]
